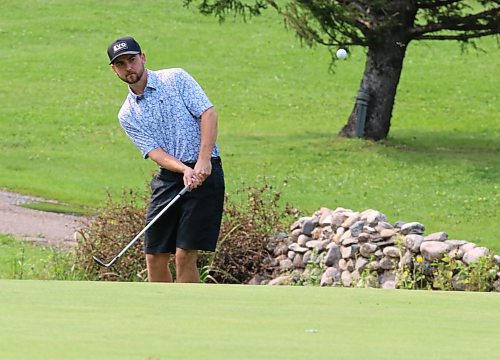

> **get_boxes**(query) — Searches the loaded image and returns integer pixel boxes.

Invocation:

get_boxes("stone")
[303,250,312,265]
[325,244,341,267]
[273,243,289,256]
[445,240,468,250]
[302,218,316,236]
[424,232,448,242]
[452,274,466,291]
[320,267,337,286]
[339,259,348,272]
[368,261,380,271]
[287,250,296,260]
[398,251,412,269]
[361,209,388,225]
[268,275,292,286]
[400,222,425,235]
[380,271,396,289]
[357,233,371,244]
[311,227,322,240]
[289,228,302,242]
[341,246,354,259]
[404,234,424,253]
[494,255,500,266]
[305,240,323,250]
[462,247,489,265]
[360,243,377,257]
[380,229,396,239]
[376,222,394,231]
[341,270,353,287]
[379,256,394,270]
[494,279,500,292]
[383,246,401,258]
[420,241,450,262]
[350,221,365,237]
[355,257,369,272]
[288,243,309,253]
[341,213,360,228]
[448,247,464,260]
[342,237,358,246]
[279,259,293,271]
[460,243,477,253]
[297,234,311,246]
[293,254,305,268]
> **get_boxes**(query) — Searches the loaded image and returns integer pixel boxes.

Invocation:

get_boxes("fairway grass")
[1,280,499,359]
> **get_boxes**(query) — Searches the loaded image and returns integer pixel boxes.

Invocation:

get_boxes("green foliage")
[0,235,83,280]
[457,255,499,292]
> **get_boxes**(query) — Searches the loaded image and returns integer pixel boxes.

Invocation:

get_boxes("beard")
[118,66,145,85]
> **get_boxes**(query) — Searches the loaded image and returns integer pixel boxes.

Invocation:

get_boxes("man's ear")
[141,52,146,63]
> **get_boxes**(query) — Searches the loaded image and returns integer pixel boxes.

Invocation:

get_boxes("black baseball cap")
[107,36,142,64]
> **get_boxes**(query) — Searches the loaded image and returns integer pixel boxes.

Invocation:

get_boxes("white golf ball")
[336,48,348,60]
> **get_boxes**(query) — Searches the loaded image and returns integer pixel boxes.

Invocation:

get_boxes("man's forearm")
[198,107,218,161]
[148,148,189,173]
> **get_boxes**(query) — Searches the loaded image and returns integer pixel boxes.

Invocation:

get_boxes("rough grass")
[0,0,498,252]
[0,280,499,360]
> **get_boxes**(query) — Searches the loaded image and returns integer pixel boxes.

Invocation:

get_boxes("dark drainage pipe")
[355,89,370,137]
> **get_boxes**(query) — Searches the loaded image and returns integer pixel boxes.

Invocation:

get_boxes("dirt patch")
[0,191,88,249]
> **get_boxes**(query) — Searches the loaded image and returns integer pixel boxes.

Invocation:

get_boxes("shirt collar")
[128,69,158,103]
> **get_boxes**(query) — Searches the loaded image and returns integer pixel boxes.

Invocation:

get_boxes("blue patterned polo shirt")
[118,68,219,162]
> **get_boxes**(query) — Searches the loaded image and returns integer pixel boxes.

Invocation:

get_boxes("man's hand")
[193,158,212,186]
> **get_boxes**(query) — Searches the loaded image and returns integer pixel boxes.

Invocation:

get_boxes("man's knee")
[175,248,198,267]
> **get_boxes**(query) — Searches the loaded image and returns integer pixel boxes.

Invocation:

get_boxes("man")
[107,36,224,283]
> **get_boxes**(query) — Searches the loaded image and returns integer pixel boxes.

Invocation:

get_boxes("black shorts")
[144,157,225,254]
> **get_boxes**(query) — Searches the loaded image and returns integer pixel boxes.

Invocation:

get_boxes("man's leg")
[176,248,199,283]
[146,253,173,282]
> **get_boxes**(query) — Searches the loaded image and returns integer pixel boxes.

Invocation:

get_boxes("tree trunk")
[339,39,408,140]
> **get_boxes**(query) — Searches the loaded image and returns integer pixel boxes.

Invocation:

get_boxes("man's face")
[111,53,146,85]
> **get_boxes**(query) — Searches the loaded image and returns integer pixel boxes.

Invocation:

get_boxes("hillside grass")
[1,280,499,359]
[0,1,498,251]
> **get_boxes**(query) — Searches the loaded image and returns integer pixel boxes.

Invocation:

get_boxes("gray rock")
[357,233,371,244]
[280,259,293,271]
[424,232,448,242]
[289,228,302,242]
[361,209,388,225]
[273,243,289,256]
[460,242,477,253]
[293,254,305,268]
[302,250,312,265]
[383,246,401,258]
[445,240,468,250]
[462,247,489,265]
[380,271,396,289]
[339,259,348,272]
[494,279,500,292]
[341,270,353,287]
[305,240,322,250]
[268,275,292,286]
[320,267,339,286]
[394,221,407,229]
[341,213,360,228]
[404,234,424,253]
[401,222,425,235]
[368,261,380,271]
[302,218,316,236]
[448,247,464,260]
[288,243,309,253]
[342,237,358,246]
[341,246,354,259]
[355,257,369,272]
[325,244,341,267]
[350,221,365,237]
[360,243,377,257]
[379,256,394,270]
[297,234,311,246]
[287,250,296,260]
[398,251,412,269]
[452,274,466,291]
[494,255,500,266]
[420,241,450,261]
[380,229,396,239]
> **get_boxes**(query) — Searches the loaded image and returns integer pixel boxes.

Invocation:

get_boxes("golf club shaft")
[94,185,189,267]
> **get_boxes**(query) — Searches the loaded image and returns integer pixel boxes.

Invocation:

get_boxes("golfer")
[107,36,224,283]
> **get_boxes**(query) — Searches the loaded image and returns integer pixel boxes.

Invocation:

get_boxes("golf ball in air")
[336,48,348,60]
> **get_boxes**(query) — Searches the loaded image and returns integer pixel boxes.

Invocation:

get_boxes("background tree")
[184,0,499,140]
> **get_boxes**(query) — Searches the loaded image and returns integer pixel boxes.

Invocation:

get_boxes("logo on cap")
[113,42,128,53]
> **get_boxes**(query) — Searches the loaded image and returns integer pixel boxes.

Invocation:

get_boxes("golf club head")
[93,255,112,268]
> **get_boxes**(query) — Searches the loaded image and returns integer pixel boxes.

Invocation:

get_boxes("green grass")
[0,234,80,280]
[0,280,499,360]
[0,1,498,251]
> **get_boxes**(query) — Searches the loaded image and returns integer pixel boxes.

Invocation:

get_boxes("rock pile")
[253,207,500,291]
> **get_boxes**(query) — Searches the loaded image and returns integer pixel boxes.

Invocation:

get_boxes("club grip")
[179,185,189,196]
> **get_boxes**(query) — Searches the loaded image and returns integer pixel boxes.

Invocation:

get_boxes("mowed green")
[0,0,498,250]
[0,280,498,360]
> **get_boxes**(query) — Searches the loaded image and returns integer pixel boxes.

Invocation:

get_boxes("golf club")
[92,185,189,268]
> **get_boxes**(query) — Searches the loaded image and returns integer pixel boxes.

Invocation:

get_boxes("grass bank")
[0,280,499,359]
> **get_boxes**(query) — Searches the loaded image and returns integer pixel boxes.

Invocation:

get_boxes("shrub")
[75,180,296,283]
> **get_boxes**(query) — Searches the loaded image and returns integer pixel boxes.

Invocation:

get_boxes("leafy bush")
[75,180,296,283]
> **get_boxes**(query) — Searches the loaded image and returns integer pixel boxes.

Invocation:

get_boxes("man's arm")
[194,107,218,183]
[148,148,198,189]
